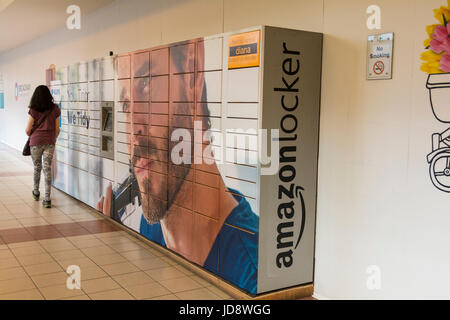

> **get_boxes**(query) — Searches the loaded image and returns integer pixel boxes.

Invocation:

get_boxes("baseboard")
[51,181,314,300]
[114,218,314,300]
[85,202,314,300]
[312,292,330,300]
[0,140,21,152]
[0,140,33,166]
[123,219,315,300]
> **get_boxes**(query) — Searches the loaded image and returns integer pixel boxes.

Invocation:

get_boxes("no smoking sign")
[373,61,384,75]
[367,33,394,80]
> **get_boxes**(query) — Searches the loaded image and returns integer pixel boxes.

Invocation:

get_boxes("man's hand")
[96,182,112,217]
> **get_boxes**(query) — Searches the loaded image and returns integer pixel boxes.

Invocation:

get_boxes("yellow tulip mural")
[421,0,450,74]
[423,1,450,193]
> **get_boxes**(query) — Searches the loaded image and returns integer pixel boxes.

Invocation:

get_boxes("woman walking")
[25,85,60,208]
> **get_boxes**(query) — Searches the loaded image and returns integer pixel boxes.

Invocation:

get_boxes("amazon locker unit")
[49,26,323,295]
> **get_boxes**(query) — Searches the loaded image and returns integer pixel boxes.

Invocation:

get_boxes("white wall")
[1,0,449,299]
[316,0,450,299]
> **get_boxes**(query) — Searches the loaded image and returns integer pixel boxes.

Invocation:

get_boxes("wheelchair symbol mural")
[420,1,450,192]
[426,74,450,192]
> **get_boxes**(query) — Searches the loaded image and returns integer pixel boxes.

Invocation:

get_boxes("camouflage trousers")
[30,144,55,202]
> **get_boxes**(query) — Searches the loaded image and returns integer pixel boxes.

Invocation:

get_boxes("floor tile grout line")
[54,230,141,300]
[0,219,119,244]
[82,240,160,300]
[16,234,91,300]
[77,234,210,300]
[1,225,124,298]
[20,227,115,300]
[94,232,221,298]
[0,145,227,301]
[6,242,47,300]
[43,229,135,300]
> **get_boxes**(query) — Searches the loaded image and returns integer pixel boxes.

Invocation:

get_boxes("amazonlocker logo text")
[273,41,306,269]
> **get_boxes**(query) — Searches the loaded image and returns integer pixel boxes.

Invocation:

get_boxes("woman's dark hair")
[29,85,54,112]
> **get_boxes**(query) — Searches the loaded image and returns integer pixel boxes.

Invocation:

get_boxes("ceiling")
[0,0,115,54]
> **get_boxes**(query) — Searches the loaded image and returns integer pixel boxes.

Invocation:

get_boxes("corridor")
[0,143,232,300]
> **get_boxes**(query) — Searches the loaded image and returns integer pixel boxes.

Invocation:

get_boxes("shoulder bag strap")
[29,108,53,136]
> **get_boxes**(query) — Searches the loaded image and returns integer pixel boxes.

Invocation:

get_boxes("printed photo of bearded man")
[97,39,258,294]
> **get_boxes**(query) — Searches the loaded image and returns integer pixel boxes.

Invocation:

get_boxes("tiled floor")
[0,142,233,300]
